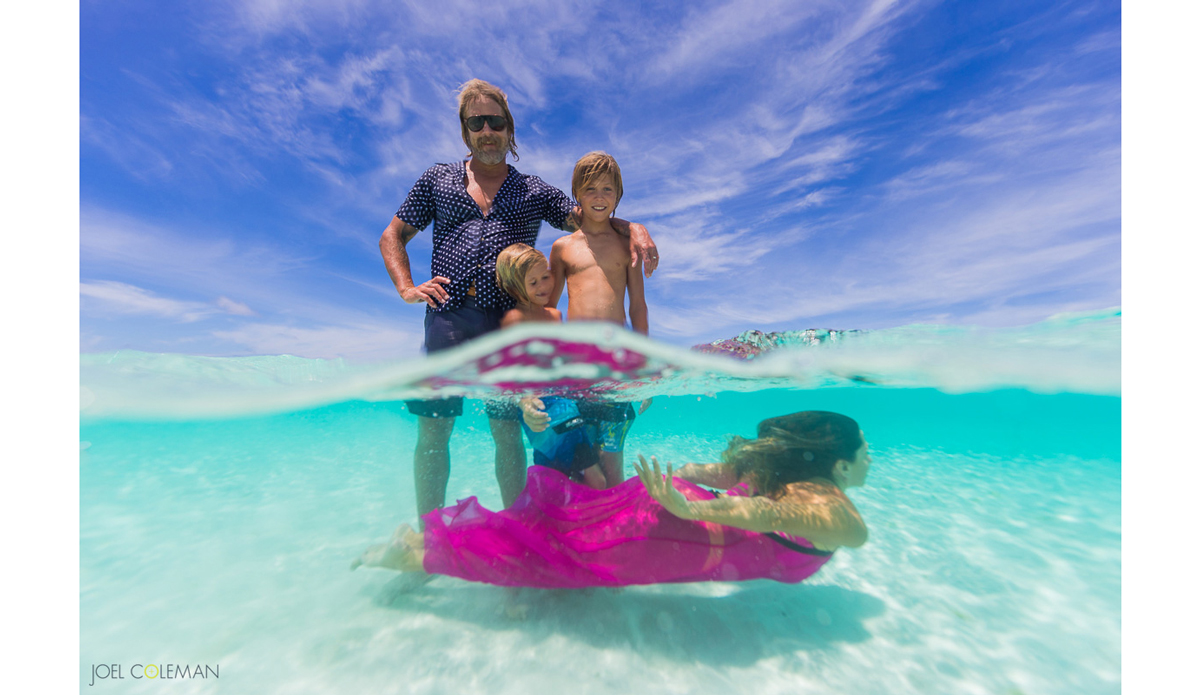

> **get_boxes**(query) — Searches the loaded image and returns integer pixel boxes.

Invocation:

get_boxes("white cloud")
[80,206,320,302]
[216,296,256,316]
[649,160,1121,339]
[80,115,175,182]
[210,321,421,361]
[641,210,777,283]
[79,279,218,324]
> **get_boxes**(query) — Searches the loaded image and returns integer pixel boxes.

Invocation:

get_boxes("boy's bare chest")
[565,235,627,274]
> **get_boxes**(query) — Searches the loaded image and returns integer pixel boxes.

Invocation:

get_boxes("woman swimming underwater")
[352,410,871,587]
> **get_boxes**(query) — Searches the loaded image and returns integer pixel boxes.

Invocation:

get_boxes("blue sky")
[79,0,1121,361]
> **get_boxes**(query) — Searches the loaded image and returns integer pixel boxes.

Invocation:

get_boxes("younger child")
[495,243,561,327]
[496,243,607,489]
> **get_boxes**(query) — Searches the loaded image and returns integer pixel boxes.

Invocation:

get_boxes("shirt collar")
[457,158,518,210]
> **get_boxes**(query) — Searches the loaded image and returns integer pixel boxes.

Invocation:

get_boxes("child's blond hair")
[495,243,547,304]
[571,151,624,215]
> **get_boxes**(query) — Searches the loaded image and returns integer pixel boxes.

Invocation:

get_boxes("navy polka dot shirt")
[396,160,575,313]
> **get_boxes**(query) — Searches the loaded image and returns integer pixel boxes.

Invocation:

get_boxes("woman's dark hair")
[723,411,863,497]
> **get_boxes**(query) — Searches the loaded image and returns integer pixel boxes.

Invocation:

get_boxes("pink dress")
[421,466,834,588]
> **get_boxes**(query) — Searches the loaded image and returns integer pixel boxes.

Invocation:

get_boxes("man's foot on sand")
[351,523,426,573]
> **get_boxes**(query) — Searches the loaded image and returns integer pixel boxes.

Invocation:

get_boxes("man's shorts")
[405,299,520,420]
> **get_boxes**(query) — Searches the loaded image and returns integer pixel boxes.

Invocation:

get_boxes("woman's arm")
[673,462,739,489]
[634,456,868,550]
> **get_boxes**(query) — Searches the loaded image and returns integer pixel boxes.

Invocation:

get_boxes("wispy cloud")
[651,156,1120,337]
[647,0,829,81]
[216,296,256,316]
[80,207,311,294]
[210,320,420,361]
[80,281,248,322]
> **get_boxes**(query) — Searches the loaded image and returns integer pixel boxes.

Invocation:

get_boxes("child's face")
[523,259,553,307]
[577,174,618,222]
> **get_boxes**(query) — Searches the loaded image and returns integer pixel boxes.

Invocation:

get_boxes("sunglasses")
[464,115,508,132]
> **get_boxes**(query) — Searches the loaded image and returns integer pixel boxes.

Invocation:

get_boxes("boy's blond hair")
[495,243,547,304]
[456,79,519,160]
[571,151,623,215]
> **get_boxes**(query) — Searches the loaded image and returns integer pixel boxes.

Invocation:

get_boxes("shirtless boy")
[523,152,650,488]
[549,152,648,336]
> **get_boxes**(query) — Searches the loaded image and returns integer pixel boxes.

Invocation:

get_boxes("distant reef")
[691,329,860,360]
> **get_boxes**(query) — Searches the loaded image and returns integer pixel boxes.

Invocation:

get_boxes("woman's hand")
[637,397,653,415]
[520,396,549,432]
[634,455,695,520]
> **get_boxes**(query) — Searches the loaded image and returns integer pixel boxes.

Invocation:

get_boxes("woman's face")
[842,435,871,488]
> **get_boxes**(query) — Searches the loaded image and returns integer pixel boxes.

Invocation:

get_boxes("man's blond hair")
[457,79,519,161]
[571,151,624,215]
[495,243,546,304]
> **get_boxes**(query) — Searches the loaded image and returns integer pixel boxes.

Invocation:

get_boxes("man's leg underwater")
[489,417,527,508]
[414,415,455,525]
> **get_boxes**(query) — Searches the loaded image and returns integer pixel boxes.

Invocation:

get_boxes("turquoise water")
[80,312,1120,693]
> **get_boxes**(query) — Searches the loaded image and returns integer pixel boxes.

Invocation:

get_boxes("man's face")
[464,98,510,166]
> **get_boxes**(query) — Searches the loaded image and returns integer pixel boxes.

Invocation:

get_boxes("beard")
[468,134,509,166]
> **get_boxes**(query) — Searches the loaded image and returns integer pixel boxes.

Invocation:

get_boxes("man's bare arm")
[609,217,658,278]
[380,215,450,306]
[563,206,581,233]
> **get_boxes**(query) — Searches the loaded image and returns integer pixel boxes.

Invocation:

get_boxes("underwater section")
[79,311,1120,694]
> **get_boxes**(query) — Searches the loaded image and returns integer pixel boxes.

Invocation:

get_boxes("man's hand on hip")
[402,277,452,306]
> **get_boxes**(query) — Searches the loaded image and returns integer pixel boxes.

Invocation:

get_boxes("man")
[380,79,659,521]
